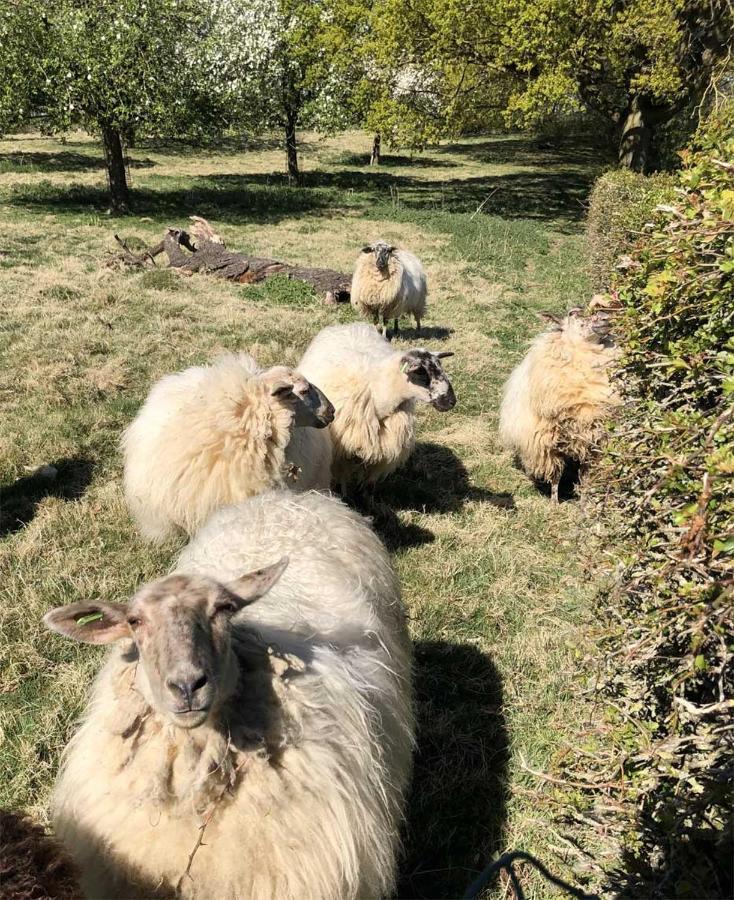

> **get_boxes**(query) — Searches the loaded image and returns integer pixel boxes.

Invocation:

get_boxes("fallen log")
[108,217,352,304]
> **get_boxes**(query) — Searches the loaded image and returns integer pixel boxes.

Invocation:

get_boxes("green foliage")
[241,274,317,307]
[358,0,732,163]
[0,0,206,133]
[570,104,734,897]
[586,169,675,291]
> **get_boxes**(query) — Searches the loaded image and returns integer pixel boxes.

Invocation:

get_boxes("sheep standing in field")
[351,241,427,337]
[0,809,80,900]
[122,353,334,542]
[298,323,455,491]
[498,307,619,502]
[44,490,414,900]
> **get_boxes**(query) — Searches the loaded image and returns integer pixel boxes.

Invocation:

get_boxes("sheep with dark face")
[122,352,335,542]
[351,240,428,337]
[44,489,414,900]
[298,324,456,490]
[499,307,619,502]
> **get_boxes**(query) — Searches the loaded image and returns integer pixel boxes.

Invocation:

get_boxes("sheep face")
[541,308,615,345]
[362,240,396,273]
[43,559,288,729]
[400,350,456,411]
[264,366,335,428]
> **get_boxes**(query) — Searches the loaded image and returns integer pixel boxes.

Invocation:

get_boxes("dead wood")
[108,216,352,303]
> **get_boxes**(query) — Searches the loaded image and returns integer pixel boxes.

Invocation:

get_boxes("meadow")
[0,129,610,897]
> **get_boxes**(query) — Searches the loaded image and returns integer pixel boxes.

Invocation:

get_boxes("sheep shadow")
[531,459,582,503]
[378,443,515,515]
[0,457,95,536]
[367,503,436,554]
[393,326,454,343]
[397,640,509,899]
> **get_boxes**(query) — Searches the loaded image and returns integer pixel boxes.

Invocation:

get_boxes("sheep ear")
[361,245,373,253]
[44,602,129,645]
[434,351,454,360]
[225,557,289,607]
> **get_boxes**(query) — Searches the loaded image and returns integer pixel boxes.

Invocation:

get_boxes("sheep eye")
[127,616,141,628]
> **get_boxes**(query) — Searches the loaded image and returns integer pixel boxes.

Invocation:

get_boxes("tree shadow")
[1,137,606,225]
[0,151,154,173]
[379,443,515,514]
[0,457,95,537]
[332,151,459,169]
[398,640,509,899]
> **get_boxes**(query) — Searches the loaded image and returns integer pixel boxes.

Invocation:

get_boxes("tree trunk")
[370,132,381,166]
[101,124,130,213]
[618,96,655,173]
[285,114,299,183]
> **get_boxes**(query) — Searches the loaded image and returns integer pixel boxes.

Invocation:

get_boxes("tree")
[198,0,361,181]
[0,0,206,212]
[361,0,733,171]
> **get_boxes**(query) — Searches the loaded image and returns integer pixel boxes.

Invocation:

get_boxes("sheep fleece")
[51,491,414,900]
[122,353,330,542]
[499,326,618,483]
[298,324,417,485]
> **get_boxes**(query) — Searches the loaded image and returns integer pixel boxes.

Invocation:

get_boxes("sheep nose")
[166,672,208,708]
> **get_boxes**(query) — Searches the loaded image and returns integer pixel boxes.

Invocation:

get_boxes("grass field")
[0,129,610,898]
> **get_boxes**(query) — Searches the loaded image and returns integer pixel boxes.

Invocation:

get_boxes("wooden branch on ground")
[108,217,352,304]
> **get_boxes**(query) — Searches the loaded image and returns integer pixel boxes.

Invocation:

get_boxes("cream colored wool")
[393,249,427,329]
[350,250,403,324]
[122,353,332,542]
[49,491,414,900]
[299,325,421,487]
[499,311,619,495]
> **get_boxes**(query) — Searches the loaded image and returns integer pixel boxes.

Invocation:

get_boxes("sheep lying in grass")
[122,353,334,542]
[299,324,455,491]
[45,490,413,900]
[0,809,80,900]
[351,241,427,336]
[498,307,619,502]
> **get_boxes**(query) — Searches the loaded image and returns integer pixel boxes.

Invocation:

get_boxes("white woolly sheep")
[498,307,619,502]
[44,490,414,900]
[351,241,428,336]
[122,353,334,542]
[298,323,455,490]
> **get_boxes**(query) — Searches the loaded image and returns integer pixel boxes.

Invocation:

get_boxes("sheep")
[351,241,428,337]
[122,352,334,542]
[298,323,455,491]
[0,809,80,900]
[44,490,414,900]
[498,307,619,502]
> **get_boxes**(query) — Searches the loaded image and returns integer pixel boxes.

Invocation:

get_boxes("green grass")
[0,129,610,898]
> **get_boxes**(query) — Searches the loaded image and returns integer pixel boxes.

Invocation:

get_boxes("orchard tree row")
[1,0,730,211]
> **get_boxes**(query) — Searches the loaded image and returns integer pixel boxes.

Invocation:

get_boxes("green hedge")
[565,108,734,897]
[586,169,675,292]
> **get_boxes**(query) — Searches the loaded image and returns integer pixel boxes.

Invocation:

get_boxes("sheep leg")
[393,317,400,337]
[414,315,421,335]
[550,480,560,504]
[382,315,390,340]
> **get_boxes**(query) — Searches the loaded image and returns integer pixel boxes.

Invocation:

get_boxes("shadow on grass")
[379,443,515,514]
[0,134,606,225]
[393,326,454,343]
[332,151,460,169]
[0,152,155,173]
[0,458,95,537]
[531,458,582,503]
[398,640,509,899]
